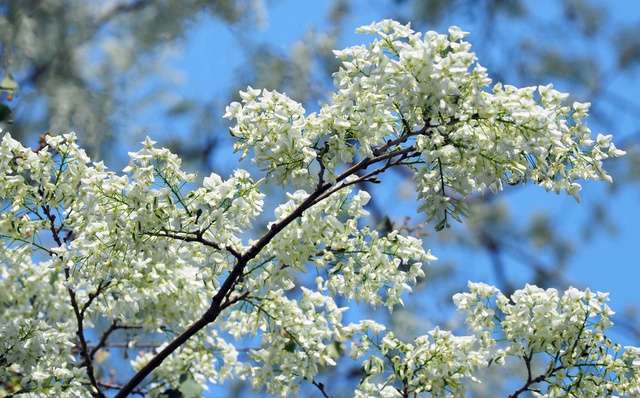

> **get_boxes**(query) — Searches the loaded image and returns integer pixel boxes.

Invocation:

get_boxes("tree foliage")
[1,20,638,397]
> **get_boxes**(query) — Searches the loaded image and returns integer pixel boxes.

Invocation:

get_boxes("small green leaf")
[376,215,393,234]
[0,104,12,123]
[176,373,202,398]
[435,219,446,231]
[284,339,296,353]
[160,388,182,398]
[0,73,18,94]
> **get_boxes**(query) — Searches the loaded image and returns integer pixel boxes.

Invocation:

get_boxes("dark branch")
[43,204,105,397]
[311,379,332,398]
[89,322,143,359]
[114,120,440,397]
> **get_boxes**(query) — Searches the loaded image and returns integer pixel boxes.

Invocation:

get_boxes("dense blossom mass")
[0,20,637,398]
[226,21,623,228]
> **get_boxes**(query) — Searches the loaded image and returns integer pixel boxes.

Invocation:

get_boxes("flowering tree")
[1,20,638,398]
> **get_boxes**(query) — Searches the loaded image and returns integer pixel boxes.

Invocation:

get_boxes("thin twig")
[89,323,143,358]
[311,379,332,398]
[43,204,105,397]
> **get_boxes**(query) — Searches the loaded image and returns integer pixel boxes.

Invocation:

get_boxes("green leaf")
[0,73,18,94]
[0,104,12,123]
[376,215,393,234]
[284,339,297,353]
[160,388,182,398]
[435,216,451,231]
[177,373,203,398]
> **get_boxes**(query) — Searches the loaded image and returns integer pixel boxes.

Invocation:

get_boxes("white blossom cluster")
[335,283,640,397]
[454,282,640,397]
[0,130,431,396]
[0,20,637,398]
[225,19,624,228]
[343,320,487,397]
[0,132,258,396]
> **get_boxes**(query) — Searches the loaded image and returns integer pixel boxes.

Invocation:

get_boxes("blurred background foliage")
[1,0,638,396]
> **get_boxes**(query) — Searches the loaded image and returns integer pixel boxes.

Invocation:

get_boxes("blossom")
[227,19,620,227]
[455,282,640,397]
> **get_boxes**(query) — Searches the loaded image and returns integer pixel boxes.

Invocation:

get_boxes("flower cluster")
[129,331,239,395]
[331,283,640,398]
[0,318,84,396]
[225,88,317,188]
[343,321,488,397]
[454,282,640,397]
[226,288,346,396]
[225,20,623,228]
[0,130,437,397]
[252,185,435,310]
[0,132,268,396]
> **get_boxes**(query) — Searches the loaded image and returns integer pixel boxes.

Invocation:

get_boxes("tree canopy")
[1,18,638,397]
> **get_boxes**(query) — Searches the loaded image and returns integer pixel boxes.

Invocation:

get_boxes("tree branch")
[43,204,105,397]
[114,121,436,397]
[311,379,332,398]
[89,322,143,359]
